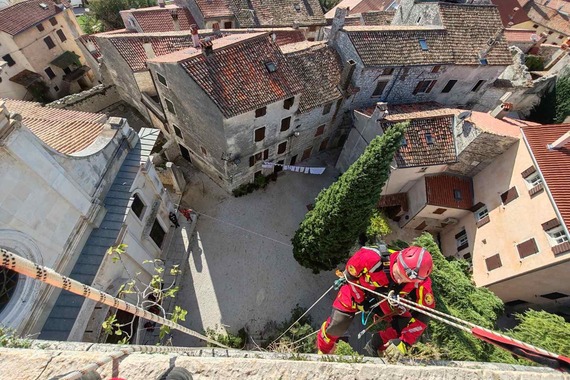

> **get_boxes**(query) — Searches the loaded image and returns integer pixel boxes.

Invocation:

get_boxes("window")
[401,137,407,147]
[54,85,59,92]
[559,35,564,39]
[547,226,569,246]
[471,80,485,92]
[255,106,266,118]
[157,72,167,87]
[149,219,166,248]
[425,132,434,145]
[524,172,542,188]
[517,238,539,258]
[44,36,55,49]
[265,61,277,72]
[131,193,145,219]
[301,147,312,161]
[431,65,441,73]
[165,99,175,114]
[280,117,291,132]
[433,208,446,215]
[441,80,457,93]
[254,127,266,142]
[173,124,183,138]
[485,254,502,271]
[2,54,15,67]
[372,81,388,97]
[49,17,57,26]
[249,149,269,167]
[479,58,488,65]
[36,23,44,32]
[413,80,437,95]
[319,138,329,151]
[532,24,538,28]
[56,29,66,42]
[474,205,490,228]
[45,67,56,79]
[453,189,462,200]
[283,97,294,110]
[308,25,317,32]
[224,21,232,28]
[201,146,208,156]
[500,186,519,205]
[455,229,468,251]
[541,292,568,300]
[418,167,428,173]
[382,67,394,75]
[315,124,325,137]
[322,102,333,115]
[419,38,428,51]
[277,141,287,154]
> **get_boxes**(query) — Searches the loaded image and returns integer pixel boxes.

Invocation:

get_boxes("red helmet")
[396,246,433,281]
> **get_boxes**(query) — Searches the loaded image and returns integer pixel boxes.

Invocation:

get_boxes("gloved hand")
[333,277,347,290]
[383,339,408,362]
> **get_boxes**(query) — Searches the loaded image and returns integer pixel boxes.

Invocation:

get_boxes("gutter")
[521,129,570,249]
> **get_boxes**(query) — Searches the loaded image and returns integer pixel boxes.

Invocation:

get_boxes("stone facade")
[46,84,120,113]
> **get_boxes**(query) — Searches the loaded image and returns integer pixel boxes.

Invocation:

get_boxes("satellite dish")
[530,34,539,42]
[458,111,472,120]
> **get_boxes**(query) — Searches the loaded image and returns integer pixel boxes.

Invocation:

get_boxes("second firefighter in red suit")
[316,245,435,359]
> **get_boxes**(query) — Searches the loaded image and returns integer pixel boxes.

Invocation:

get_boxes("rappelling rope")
[346,275,566,360]
[268,285,334,348]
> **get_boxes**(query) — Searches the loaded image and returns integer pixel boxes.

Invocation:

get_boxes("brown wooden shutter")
[476,215,490,228]
[542,218,561,231]
[553,242,570,255]
[517,238,539,258]
[426,80,437,93]
[500,186,519,205]
[470,202,485,212]
[529,183,544,197]
[413,81,424,95]
[415,221,427,231]
[521,166,536,178]
[485,254,502,271]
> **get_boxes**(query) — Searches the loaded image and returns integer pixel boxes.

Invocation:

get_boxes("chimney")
[171,9,181,31]
[375,102,389,121]
[339,59,356,92]
[212,22,221,35]
[490,102,512,120]
[201,37,213,56]
[191,24,200,48]
[328,7,348,45]
[548,130,570,150]
[142,42,156,59]
[158,0,165,7]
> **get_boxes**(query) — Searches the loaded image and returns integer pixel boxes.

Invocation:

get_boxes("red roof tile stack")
[177,33,303,118]
[523,124,570,226]
[0,0,65,36]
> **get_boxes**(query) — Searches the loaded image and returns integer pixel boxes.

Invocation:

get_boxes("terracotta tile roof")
[504,28,538,42]
[490,0,530,27]
[194,0,233,18]
[229,0,325,27]
[79,34,102,60]
[360,10,395,26]
[3,99,108,154]
[0,0,66,35]
[281,42,342,113]
[522,124,570,227]
[523,1,570,35]
[438,3,512,65]
[381,112,457,168]
[425,173,474,210]
[121,5,196,33]
[345,26,454,66]
[271,29,306,45]
[170,33,303,118]
[100,32,196,72]
[345,3,512,66]
[324,0,392,19]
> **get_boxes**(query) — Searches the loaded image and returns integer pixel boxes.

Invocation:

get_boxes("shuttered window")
[372,81,388,97]
[516,238,539,258]
[455,229,468,251]
[485,254,502,271]
[254,127,265,142]
[500,186,519,205]
[277,141,287,154]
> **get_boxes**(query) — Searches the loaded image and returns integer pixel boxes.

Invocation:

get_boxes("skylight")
[265,62,277,73]
[419,39,428,51]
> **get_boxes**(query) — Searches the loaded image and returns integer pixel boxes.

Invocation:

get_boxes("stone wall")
[47,85,120,113]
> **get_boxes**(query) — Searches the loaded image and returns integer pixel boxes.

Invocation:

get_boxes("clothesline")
[262,161,326,175]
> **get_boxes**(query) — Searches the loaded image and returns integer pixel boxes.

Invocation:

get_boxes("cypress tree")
[292,122,407,273]
[555,74,570,123]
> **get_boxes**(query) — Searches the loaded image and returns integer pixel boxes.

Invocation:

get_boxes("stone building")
[0,99,177,342]
[178,0,326,40]
[0,0,96,100]
[120,2,196,33]
[328,1,515,113]
[146,33,309,191]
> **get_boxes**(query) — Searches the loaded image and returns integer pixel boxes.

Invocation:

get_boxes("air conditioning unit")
[442,217,458,225]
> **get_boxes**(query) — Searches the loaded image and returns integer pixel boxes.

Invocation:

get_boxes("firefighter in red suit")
[316,245,435,360]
